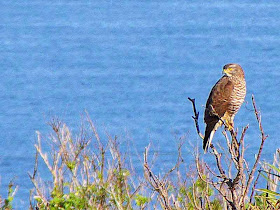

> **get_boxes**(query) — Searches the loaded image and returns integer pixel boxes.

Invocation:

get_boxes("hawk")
[203,63,246,152]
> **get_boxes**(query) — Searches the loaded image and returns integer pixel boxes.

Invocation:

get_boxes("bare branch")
[188,97,204,139]
[143,145,172,210]
[163,141,184,180]
[249,168,262,203]
[241,95,268,206]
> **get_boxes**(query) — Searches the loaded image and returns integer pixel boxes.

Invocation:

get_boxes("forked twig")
[249,168,262,203]
[143,142,184,210]
[188,97,204,139]
[143,145,171,209]
[241,95,268,206]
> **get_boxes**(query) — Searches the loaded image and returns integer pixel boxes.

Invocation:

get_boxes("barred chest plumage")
[228,76,246,115]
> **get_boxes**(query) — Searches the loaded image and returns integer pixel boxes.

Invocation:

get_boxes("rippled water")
[1,0,280,207]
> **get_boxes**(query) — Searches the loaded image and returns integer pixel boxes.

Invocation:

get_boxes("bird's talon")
[225,120,234,131]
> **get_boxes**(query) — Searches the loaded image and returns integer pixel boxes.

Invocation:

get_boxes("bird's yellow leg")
[225,119,234,131]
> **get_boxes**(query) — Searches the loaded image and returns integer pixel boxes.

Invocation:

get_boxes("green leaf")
[135,194,150,206]
[66,161,76,171]
[255,188,280,196]
[266,164,280,173]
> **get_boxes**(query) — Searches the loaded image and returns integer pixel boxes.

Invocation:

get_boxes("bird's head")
[222,63,244,77]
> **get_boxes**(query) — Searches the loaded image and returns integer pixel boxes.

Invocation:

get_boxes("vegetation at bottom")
[0,96,280,209]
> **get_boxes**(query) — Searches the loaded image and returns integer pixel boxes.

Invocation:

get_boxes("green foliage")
[210,199,223,210]
[34,169,135,209]
[49,192,87,209]
[174,175,223,209]
[249,152,280,209]
[0,181,17,210]
[135,194,150,207]
[252,191,280,209]
[66,161,76,172]
[182,176,221,209]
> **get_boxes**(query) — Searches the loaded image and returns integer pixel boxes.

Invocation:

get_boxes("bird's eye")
[228,67,233,71]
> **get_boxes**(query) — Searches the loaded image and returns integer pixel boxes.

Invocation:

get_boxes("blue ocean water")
[1,0,280,207]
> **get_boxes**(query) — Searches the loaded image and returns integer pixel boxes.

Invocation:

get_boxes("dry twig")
[189,95,267,210]
[143,143,183,210]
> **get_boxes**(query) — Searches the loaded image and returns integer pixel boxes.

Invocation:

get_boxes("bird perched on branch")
[203,64,246,152]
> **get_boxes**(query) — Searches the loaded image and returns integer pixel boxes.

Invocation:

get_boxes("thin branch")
[249,168,262,203]
[238,126,249,206]
[143,145,172,210]
[222,131,239,167]
[258,169,280,179]
[242,95,268,205]
[143,142,183,209]
[163,141,184,180]
[210,145,226,178]
[188,97,204,139]
[196,159,233,207]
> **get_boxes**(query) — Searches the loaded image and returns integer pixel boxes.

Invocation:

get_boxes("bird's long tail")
[203,122,218,152]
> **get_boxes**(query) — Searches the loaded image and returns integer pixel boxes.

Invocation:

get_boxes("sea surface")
[1,0,280,208]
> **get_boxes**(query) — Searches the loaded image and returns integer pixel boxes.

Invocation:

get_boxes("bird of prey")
[203,63,246,152]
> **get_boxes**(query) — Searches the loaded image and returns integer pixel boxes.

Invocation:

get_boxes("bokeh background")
[1,0,280,207]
